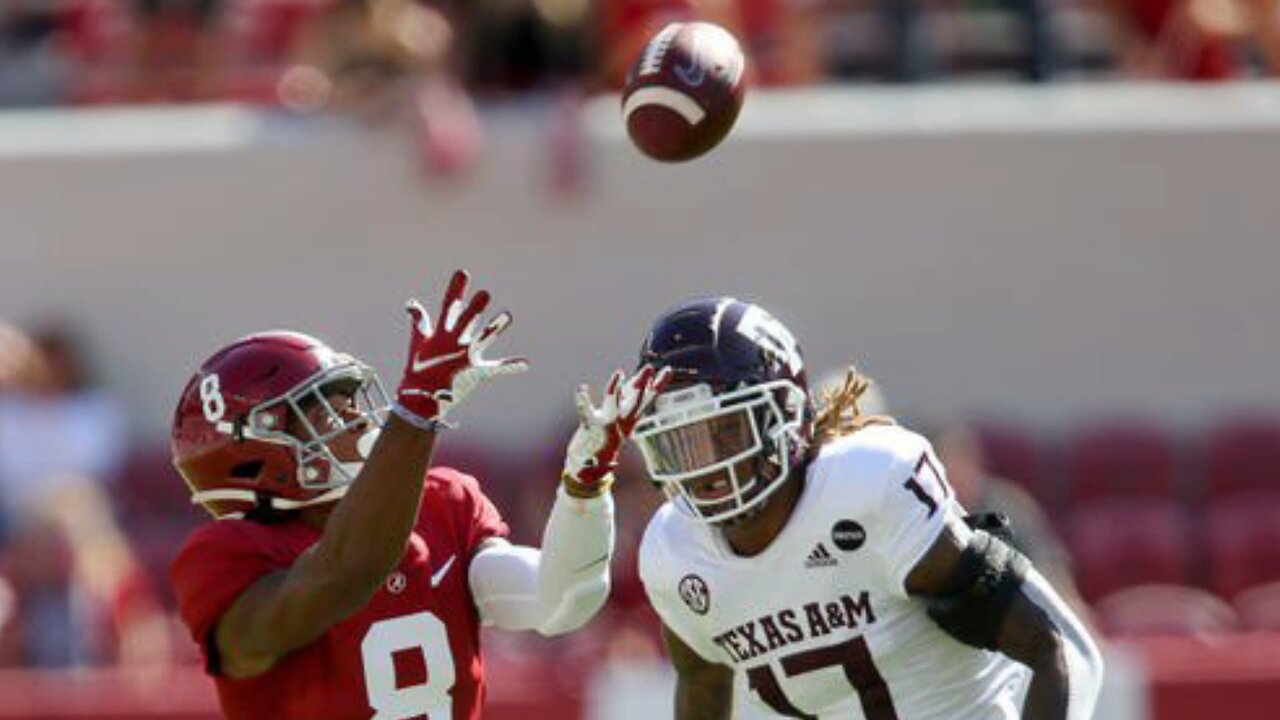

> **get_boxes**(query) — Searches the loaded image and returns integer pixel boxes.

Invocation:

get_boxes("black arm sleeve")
[924,529,1032,650]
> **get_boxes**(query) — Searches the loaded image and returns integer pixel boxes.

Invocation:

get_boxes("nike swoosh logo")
[674,39,706,88]
[412,349,466,373]
[430,554,457,588]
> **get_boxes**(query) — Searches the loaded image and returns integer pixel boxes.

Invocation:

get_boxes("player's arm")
[664,623,734,720]
[906,516,1104,720]
[468,367,670,635]
[215,271,527,679]
[215,413,434,678]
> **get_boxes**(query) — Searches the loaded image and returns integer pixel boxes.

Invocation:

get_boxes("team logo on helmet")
[735,305,803,377]
[678,573,711,615]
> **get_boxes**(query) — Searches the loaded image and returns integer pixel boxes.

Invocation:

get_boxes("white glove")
[562,366,671,497]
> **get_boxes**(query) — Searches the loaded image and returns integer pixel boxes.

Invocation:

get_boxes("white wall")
[2,84,1279,448]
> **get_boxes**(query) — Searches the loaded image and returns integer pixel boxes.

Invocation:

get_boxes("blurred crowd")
[3,0,1280,113]
[0,320,168,668]
[1,316,1278,683]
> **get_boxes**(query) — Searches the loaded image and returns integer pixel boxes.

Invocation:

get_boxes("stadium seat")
[225,0,327,64]
[111,443,192,522]
[221,69,287,105]
[58,0,132,64]
[1066,499,1192,602]
[1067,419,1179,504]
[1095,584,1240,638]
[970,421,1046,500]
[1207,493,1280,599]
[1235,581,1280,632]
[110,443,203,606]
[59,0,134,104]
[1205,417,1280,500]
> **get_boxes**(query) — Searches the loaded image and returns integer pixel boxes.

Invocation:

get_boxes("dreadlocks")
[812,366,895,446]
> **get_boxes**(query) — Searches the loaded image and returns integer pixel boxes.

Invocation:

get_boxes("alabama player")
[169,270,669,720]
[631,297,1103,719]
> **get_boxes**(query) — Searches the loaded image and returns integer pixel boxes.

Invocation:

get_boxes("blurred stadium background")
[1,0,1280,718]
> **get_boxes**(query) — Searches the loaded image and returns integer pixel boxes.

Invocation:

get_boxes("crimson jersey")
[170,467,509,720]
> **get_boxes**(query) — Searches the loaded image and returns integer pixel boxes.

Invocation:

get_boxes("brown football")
[621,22,747,163]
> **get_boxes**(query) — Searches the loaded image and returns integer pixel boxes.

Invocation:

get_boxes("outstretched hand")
[394,270,528,429]
[562,365,672,497]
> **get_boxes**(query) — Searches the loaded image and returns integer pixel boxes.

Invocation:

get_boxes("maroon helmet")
[172,331,389,519]
[632,297,811,524]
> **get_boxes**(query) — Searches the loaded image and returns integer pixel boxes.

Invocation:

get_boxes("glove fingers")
[440,270,470,320]
[454,289,491,337]
[459,314,481,345]
[628,366,656,403]
[474,311,513,350]
[621,366,664,421]
[639,367,674,413]
[652,367,674,394]
[442,298,465,334]
[405,299,432,337]
[605,369,625,397]
[574,384,596,424]
[490,357,530,375]
[601,376,623,420]
[617,369,647,418]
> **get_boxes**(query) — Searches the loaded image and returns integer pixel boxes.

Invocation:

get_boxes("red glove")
[562,365,672,497]
[394,270,528,429]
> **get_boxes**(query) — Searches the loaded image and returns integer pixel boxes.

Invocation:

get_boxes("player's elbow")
[1026,620,1105,718]
[535,575,610,636]
[1001,608,1068,670]
[1022,629,1067,674]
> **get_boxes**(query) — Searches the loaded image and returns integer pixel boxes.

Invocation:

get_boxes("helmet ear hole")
[230,461,265,479]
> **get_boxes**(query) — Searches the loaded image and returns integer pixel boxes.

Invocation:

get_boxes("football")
[621,22,747,163]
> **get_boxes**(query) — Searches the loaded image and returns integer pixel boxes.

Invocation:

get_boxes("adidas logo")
[804,543,838,568]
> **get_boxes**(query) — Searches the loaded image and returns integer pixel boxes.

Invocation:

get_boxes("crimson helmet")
[172,331,389,519]
[632,297,812,524]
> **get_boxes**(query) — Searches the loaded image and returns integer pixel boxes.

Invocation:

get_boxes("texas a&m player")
[632,297,1103,719]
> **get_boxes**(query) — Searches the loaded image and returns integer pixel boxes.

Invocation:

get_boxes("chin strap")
[192,484,351,519]
[271,485,350,510]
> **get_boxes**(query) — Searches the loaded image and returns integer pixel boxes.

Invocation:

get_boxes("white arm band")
[1023,567,1105,720]
[468,485,614,636]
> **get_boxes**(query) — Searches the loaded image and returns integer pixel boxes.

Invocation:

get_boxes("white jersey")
[639,425,1029,720]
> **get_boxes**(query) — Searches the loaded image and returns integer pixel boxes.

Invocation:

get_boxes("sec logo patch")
[678,574,710,615]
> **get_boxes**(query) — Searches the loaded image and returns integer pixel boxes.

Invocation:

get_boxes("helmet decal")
[199,373,231,431]
[735,305,803,377]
